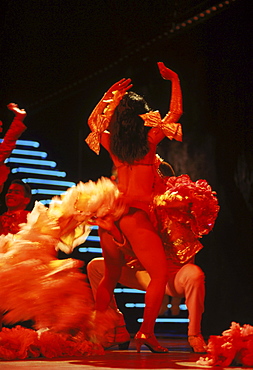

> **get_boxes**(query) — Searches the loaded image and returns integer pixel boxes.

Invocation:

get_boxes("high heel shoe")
[134,331,169,353]
[188,334,207,353]
[102,325,131,350]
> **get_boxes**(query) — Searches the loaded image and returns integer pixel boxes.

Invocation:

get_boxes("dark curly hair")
[109,92,151,164]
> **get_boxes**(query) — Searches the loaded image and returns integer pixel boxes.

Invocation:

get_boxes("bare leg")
[119,209,169,334]
[95,227,125,312]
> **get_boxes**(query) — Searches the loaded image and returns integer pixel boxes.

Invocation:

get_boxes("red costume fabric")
[197,322,253,367]
[0,183,125,360]
[86,70,182,215]
[0,117,26,186]
[86,90,182,216]
[0,210,29,235]
[85,73,219,341]
[100,126,180,212]
[153,174,219,264]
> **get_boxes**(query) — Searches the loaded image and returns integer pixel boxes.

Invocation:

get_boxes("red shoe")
[188,334,207,353]
[134,331,169,353]
[103,325,130,350]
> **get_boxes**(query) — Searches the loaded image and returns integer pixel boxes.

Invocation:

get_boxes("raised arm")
[140,63,183,143]
[86,78,132,154]
[0,103,27,162]
[158,62,183,125]
[0,103,27,188]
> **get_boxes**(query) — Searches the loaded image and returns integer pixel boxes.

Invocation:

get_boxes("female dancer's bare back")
[86,62,182,352]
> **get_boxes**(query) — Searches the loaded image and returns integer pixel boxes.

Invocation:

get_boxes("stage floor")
[0,336,249,370]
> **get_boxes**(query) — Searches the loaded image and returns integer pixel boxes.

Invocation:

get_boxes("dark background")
[0,0,252,336]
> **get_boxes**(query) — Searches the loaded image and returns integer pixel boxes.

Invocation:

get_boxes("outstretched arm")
[86,78,132,154]
[140,63,183,143]
[88,78,132,129]
[0,103,27,187]
[157,62,183,126]
[0,103,27,162]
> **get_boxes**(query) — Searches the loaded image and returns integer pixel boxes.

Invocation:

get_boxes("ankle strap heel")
[134,332,169,353]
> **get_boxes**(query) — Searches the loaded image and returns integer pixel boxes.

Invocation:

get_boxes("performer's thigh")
[99,228,125,266]
[119,210,168,279]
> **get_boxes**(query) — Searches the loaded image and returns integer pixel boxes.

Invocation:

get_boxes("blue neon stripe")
[125,303,145,308]
[90,225,98,230]
[5,157,56,167]
[12,149,47,158]
[11,167,66,177]
[179,304,187,311]
[32,189,65,195]
[40,200,52,205]
[22,178,75,187]
[114,288,145,294]
[14,140,40,147]
[0,139,40,147]
[16,140,40,147]
[156,318,189,323]
[87,235,100,242]
[137,318,189,323]
[79,247,102,253]
[125,303,188,310]
[166,303,187,311]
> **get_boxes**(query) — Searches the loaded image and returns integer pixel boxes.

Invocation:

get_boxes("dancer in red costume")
[87,158,219,353]
[0,103,27,194]
[85,62,182,353]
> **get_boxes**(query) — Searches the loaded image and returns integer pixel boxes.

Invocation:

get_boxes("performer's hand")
[157,62,178,81]
[7,103,27,120]
[88,214,125,244]
[88,214,115,231]
[103,78,132,101]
